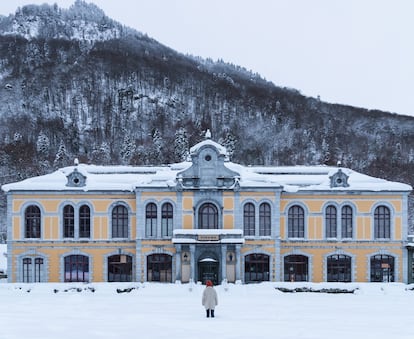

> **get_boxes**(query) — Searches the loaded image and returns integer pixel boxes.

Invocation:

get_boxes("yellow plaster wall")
[306,201,324,213]
[183,215,193,229]
[394,217,402,240]
[183,197,193,210]
[223,197,234,210]
[223,215,234,229]
[13,216,20,239]
[141,192,177,200]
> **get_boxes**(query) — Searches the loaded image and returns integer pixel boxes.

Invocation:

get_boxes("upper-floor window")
[146,203,157,237]
[25,205,41,238]
[341,206,353,238]
[63,205,75,238]
[79,205,90,238]
[259,203,271,236]
[288,205,304,238]
[243,203,255,236]
[112,205,128,238]
[325,205,337,238]
[199,203,218,229]
[161,203,173,237]
[374,205,391,239]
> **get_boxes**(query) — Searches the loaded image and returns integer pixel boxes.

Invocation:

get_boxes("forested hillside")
[1,1,414,236]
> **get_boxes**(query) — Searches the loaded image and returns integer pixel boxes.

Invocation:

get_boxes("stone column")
[190,244,196,281]
[221,244,227,283]
[175,244,182,282]
[235,244,241,281]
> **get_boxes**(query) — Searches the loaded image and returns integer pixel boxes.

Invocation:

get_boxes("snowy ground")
[0,281,413,339]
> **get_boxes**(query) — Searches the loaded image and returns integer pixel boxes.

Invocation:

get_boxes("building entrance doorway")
[198,258,219,285]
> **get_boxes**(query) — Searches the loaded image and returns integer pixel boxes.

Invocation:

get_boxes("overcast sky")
[1,0,414,116]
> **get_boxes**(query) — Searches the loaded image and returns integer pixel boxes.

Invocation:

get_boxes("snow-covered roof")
[1,139,411,193]
[189,139,228,158]
[1,162,411,193]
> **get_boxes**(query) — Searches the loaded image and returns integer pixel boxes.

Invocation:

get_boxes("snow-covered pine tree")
[120,134,136,165]
[91,142,111,165]
[174,127,189,162]
[53,140,69,169]
[149,128,163,164]
[36,131,50,159]
[219,132,237,160]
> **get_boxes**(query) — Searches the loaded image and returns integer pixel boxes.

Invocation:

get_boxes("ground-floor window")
[147,254,172,282]
[108,255,133,282]
[64,255,89,282]
[284,255,308,282]
[370,254,394,282]
[22,257,44,283]
[245,253,270,283]
[327,254,351,282]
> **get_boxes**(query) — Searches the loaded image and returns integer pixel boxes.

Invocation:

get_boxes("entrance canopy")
[172,229,244,244]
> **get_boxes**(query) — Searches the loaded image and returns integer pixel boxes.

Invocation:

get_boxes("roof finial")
[74,158,79,166]
[205,129,211,139]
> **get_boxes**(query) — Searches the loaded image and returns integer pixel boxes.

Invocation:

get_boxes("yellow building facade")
[2,137,412,284]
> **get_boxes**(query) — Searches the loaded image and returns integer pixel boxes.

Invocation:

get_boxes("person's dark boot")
[206,309,210,318]
[211,310,215,318]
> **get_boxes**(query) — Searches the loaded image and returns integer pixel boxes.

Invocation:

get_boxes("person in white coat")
[202,280,218,318]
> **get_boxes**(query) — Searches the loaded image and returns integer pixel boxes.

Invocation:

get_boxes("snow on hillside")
[0,281,413,339]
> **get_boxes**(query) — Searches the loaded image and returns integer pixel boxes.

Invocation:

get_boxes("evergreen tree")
[36,131,50,159]
[149,128,163,164]
[91,142,111,165]
[120,134,136,165]
[53,140,69,169]
[174,127,189,162]
[219,132,237,160]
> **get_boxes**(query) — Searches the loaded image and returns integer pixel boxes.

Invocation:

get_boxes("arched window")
[161,203,173,237]
[374,206,391,239]
[199,203,218,229]
[146,203,157,237]
[327,254,352,282]
[108,255,132,282]
[243,203,255,236]
[259,203,271,236]
[147,254,172,282]
[64,255,89,282]
[22,258,32,283]
[341,205,353,238]
[79,205,90,238]
[325,205,337,238]
[63,205,74,238]
[284,255,309,282]
[288,205,304,238]
[112,205,128,238]
[34,258,43,282]
[245,253,270,283]
[22,257,44,283]
[25,205,41,238]
[370,254,394,282]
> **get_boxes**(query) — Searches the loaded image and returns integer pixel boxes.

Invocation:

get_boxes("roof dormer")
[66,167,87,187]
[329,169,349,188]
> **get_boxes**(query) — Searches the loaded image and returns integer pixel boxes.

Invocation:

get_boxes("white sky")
[1,0,414,116]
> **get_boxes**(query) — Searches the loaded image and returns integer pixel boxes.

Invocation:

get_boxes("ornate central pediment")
[176,133,239,190]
